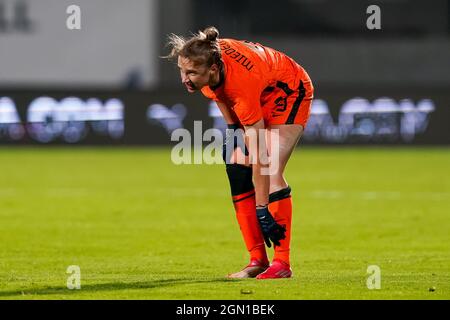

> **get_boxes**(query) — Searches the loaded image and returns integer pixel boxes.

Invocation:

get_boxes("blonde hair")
[163,26,222,67]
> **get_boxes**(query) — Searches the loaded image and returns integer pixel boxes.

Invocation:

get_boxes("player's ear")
[209,63,219,73]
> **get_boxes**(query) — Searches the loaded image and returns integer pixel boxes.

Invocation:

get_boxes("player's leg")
[256,76,313,279]
[256,124,304,279]
[224,126,269,278]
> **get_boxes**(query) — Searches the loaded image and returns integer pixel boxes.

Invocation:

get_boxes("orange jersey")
[201,38,314,126]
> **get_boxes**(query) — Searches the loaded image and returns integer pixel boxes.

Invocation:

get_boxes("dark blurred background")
[1,0,449,145]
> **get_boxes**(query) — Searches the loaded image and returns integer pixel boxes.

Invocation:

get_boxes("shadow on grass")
[0,277,235,297]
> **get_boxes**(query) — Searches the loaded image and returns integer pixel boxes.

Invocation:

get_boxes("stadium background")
[0,0,449,300]
[1,0,449,145]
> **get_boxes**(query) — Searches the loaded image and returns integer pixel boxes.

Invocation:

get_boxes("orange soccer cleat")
[227,258,270,279]
[256,259,292,279]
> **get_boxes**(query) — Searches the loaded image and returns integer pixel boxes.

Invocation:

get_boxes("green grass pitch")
[0,146,449,300]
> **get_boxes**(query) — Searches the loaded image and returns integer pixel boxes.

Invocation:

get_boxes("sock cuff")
[269,186,292,203]
[232,190,255,203]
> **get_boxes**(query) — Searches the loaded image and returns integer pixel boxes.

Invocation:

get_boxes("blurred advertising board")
[1,88,449,145]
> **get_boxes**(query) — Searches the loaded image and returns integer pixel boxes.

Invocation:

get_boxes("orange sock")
[268,187,293,266]
[233,190,268,264]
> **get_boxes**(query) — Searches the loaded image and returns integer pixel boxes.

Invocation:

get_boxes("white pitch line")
[0,188,17,197]
[306,190,449,200]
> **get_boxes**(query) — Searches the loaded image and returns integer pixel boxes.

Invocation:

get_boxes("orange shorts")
[260,76,314,128]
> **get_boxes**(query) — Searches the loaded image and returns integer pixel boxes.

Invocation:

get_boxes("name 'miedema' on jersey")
[220,41,254,71]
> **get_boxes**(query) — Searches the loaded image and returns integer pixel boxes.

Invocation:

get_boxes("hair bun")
[203,26,219,42]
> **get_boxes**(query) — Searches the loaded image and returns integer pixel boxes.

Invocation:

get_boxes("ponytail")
[163,26,222,68]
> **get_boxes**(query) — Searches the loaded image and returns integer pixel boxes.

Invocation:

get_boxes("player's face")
[177,56,212,93]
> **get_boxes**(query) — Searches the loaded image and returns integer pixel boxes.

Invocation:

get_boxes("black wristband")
[227,123,241,130]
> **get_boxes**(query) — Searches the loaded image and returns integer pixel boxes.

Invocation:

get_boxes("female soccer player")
[165,27,314,279]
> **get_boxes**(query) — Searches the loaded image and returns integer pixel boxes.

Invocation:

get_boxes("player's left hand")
[256,207,286,248]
